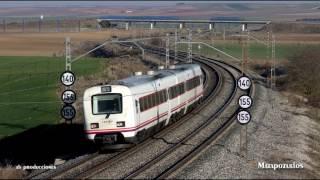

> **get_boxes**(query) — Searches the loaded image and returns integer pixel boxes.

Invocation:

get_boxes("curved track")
[30,43,253,179]
[119,48,252,179]
[29,47,220,180]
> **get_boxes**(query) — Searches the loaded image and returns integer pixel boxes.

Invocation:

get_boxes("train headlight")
[116,121,125,127]
[90,123,99,129]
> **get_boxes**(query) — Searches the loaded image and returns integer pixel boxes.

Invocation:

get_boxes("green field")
[178,42,320,61]
[0,56,104,138]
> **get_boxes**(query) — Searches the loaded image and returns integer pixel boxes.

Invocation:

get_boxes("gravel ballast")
[173,80,320,179]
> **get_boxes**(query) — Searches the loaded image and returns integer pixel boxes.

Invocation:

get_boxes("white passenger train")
[83,63,204,146]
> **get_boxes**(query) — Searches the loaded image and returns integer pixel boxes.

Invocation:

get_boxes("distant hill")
[210,16,244,21]
[227,4,252,11]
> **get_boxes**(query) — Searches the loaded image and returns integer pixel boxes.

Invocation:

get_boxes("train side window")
[143,97,147,111]
[171,86,175,98]
[176,85,179,96]
[144,96,150,110]
[139,98,143,111]
[173,86,177,98]
[180,83,185,94]
[186,79,191,91]
[149,95,154,108]
[161,90,166,102]
[165,90,168,101]
[157,92,160,105]
[169,87,173,99]
[155,93,158,106]
[158,91,163,104]
[175,85,178,96]
[153,93,156,107]
[163,90,166,102]
[162,90,164,100]
[192,78,195,88]
[173,86,176,99]
[139,97,144,112]
[153,93,157,106]
[135,100,139,113]
[162,91,166,103]
[172,87,176,99]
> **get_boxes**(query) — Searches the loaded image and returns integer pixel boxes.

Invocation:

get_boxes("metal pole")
[271,34,276,90]
[132,41,145,60]
[65,37,72,71]
[174,29,178,61]
[166,33,170,68]
[187,29,192,63]
[223,26,226,51]
[223,26,226,41]
[240,25,248,158]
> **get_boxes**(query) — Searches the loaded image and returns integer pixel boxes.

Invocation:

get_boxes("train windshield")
[92,94,122,115]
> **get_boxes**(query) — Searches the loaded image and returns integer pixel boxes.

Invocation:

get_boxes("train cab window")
[92,94,122,115]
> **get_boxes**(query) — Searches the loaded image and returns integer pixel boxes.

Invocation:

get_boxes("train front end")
[83,85,136,147]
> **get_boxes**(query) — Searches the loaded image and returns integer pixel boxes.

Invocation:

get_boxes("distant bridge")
[97,18,271,30]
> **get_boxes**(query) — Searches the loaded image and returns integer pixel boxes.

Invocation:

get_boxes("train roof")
[111,63,200,87]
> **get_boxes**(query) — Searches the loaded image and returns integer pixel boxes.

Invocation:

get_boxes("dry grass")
[0,25,319,57]
[285,47,320,107]
[0,166,27,179]
[0,29,167,56]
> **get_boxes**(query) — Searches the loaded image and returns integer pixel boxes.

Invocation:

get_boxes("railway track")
[76,50,251,179]
[29,47,220,179]
[119,50,251,179]
[29,43,253,179]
